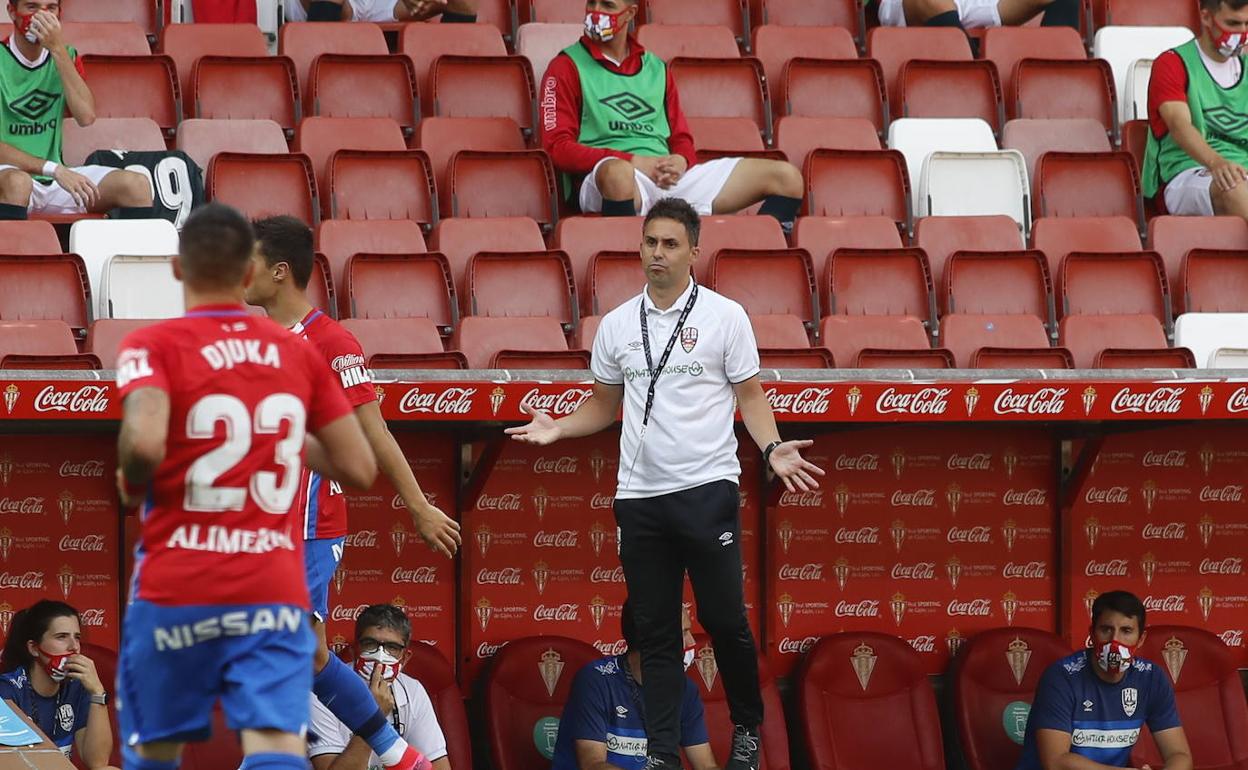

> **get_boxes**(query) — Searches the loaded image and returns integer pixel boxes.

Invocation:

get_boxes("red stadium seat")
[1014,59,1116,129]
[1032,215,1141,278]
[453,316,571,370]
[1149,216,1248,312]
[1123,120,1150,180]
[867,27,972,118]
[447,0,514,42]
[1002,118,1112,186]
[308,253,335,318]
[63,21,150,55]
[827,247,935,326]
[402,643,473,770]
[1182,249,1248,313]
[86,319,161,367]
[783,59,888,134]
[63,117,166,167]
[339,318,447,360]
[974,347,1074,368]
[0,221,64,255]
[637,24,741,60]
[710,249,817,325]
[589,251,645,316]
[574,314,601,349]
[776,117,879,169]
[416,117,527,218]
[857,348,954,368]
[1096,347,1195,368]
[752,26,856,112]
[981,27,1086,108]
[687,644,791,770]
[759,0,864,42]
[750,313,810,348]
[279,21,389,97]
[160,23,269,99]
[1036,151,1143,225]
[63,0,160,40]
[207,153,319,224]
[1130,626,1248,770]
[432,55,537,139]
[553,216,645,305]
[0,321,79,360]
[0,255,91,339]
[1059,251,1168,324]
[1058,313,1168,368]
[940,314,1052,368]
[295,116,407,192]
[449,150,558,228]
[688,117,765,157]
[526,0,586,22]
[191,56,298,134]
[176,118,288,171]
[915,215,1024,294]
[318,220,427,301]
[805,149,911,233]
[819,315,932,366]
[493,349,591,369]
[945,250,1052,321]
[400,22,508,119]
[430,216,547,299]
[795,216,904,310]
[647,0,749,44]
[900,60,1004,134]
[309,54,419,135]
[328,150,438,229]
[345,253,457,333]
[759,348,834,368]
[81,54,180,133]
[1094,0,1200,30]
[670,57,769,144]
[800,633,945,770]
[467,251,576,329]
[952,628,1072,770]
[369,351,468,369]
[697,215,788,283]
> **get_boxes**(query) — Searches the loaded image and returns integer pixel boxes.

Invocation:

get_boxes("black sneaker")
[725,724,761,770]
[643,754,681,770]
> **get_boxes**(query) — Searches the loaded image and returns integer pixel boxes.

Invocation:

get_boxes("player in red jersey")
[243,215,459,769]
[113,203,381,770]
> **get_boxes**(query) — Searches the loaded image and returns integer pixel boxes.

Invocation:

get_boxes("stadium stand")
[63,118,167,167]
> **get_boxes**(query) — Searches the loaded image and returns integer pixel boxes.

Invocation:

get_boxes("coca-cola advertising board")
[768,427,1058,676]
[326,433,458,667]
[0,436,119,650]
[1064,425,1248,666]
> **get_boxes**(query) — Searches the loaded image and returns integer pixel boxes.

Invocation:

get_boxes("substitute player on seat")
[113,203,387,770]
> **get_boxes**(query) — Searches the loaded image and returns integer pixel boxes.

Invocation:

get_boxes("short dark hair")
[252,215,315,289]
[1090,590,1146,631]
[1,600,78,674]
[1203,0,1248,10]
[620,600,638,650]
[178,203,255,290]
[355,603,412,644]
[644,197,701,247]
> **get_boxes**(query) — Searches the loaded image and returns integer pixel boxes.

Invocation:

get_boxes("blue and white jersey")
[552,655,709,770]
[0,668,90,759]
[1017,650,1181,769]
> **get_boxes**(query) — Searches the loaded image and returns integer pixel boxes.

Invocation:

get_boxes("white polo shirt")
[591,279,761,499]
[307,673,448,768]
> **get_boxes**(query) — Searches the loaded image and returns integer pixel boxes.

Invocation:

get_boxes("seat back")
[753,25,856,110]
[1096,347,1195,368]
[887,118,998,218]
[554,216,644,305]
[403,643,473,770]
[1038,151,1143,224]
[946,250,1052,320]
[81,54,180,132]
[647,0,748,41]
[697,215,788,281]
[805,149,910,231]
[161,22,269,97]
[819,315,931,366]
[493,349,591,369]
[0,321,79,360]
[1182,249,1248,313]
[921,151,1030,230]
[62,21,150,55]
[453,315,569,370]
[1058,313,1168,367]
[670,57,769,143]
[688,643,791,770]
[102,255,182,319]
[87,319,162,367]
[68,218,179,315]
[309,54,419,134]
[750,314,810,348]
[589,251,644,316]
[1002,118,1112,185]
[449,150,557,228]
[915,215,1023,296]
[952,628,1072,770]
[1014,59,1116,131]
[526,0,587,23]
[940,314,1053,368]
[795,216,904,310]
[783,58,887,133]
[974,346,1074,369]
[514,22,582,84]
[1150,215,1248,311]
[1032,215,1141,277]
[176,118,288,170]
[828,247,934,324]
[636,24,740,60]
[1093,26,1195,124]
[467,251,576,326]
[710,249,816,323]
[1059,251,1168,323]
[981,27,1087,106]
[296,116,407,188]
[1174,312,1248,368]
[208,153,319,224]
[346,253,457,332]
[900,60,1003,133]
[1097,0,1200,29]
[417,117,527,214]
[64,0,159,37]
[0,255,91,338]
[0,221,61,255]
[759,348,834,368]
[867,27,972,116]
[776,117,879,171]
[400,22,508,118]
[431,216,547,298]
[339,318,446,359]
[192,56,299,132]
[308,253,335,319]
[279,21,389,96]
[318,220,426,302]
[63,117,166,167]
[329,150,438,229]
[800,632,945,770]
[761,0,863,37]
[857,347,954,368]
[432,55,537,138]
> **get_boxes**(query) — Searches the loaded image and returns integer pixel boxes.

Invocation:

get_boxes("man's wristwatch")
[89,692,108,706]
[763,440,782,469]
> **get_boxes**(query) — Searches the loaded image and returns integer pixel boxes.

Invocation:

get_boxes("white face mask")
[682,646,696,671]
[353,649,402,681]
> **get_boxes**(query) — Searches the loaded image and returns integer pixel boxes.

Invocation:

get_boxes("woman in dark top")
[0,600,115,768]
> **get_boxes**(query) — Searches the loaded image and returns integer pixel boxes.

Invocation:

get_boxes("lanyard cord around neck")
[638,283,699,429]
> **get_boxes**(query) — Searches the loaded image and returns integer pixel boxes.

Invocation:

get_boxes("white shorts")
[579,157,742,216]
[285,0,399,21]
[878,0,1002,27]
[1164,166,1215,216]
[0,164,118,215]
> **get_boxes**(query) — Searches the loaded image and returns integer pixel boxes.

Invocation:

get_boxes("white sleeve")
[723,302,761,384]
[402,679,449,762]
[590,312,624,385]
[307,695,353,758]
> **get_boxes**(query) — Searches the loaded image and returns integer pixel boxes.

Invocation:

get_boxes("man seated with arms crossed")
[1017,590,1192,770]
[552,603,718,770]
[309,604,451,770]
[1144,0,1248,220]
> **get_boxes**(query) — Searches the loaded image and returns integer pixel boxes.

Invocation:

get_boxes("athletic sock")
[601,197,637,217]
[122,746,180,770]
[758,194,802,230]
[923,9,964,28]
[1040,0,1080,28]
[313,654,425,767]
[117,206,153,219]
[441,11,477,22]
[0,203,28,220]
[240,753,307,770]
[307,0,344,21]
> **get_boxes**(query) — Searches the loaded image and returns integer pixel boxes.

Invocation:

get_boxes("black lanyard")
[638,283,698,429]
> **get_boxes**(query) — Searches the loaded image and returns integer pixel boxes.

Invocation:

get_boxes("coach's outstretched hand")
[768,440,825,493]
[505,402,562,446]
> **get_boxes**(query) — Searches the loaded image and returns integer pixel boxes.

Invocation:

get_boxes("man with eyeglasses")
[308,605,451,770]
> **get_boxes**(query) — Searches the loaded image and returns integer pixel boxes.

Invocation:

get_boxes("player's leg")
[1210,175,1248,220]
[581,157,645,217]
[707,158,804,227]
[0,166,34,220]
[997,0,1079,26]
[124,741,184,770]
[89,168,154,216]
[902,0,963,27]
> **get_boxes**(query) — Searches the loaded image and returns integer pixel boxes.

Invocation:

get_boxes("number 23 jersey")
[116,305,354,608]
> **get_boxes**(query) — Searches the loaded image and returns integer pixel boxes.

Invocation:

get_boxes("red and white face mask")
[354,649,402,682]
[1094,639,1135,675]
[13,12,40,44]
[1212,18,1248,58]
[37,648,71,682]
[584,9,626,42]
